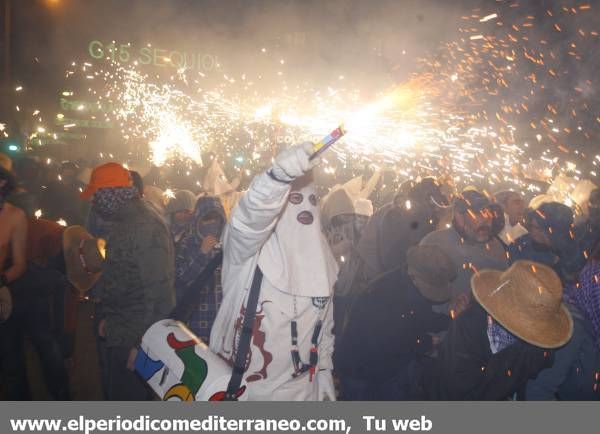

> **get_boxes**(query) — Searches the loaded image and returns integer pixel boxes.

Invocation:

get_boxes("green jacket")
[97,199,175,348]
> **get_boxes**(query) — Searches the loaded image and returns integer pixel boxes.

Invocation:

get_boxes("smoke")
[18,0,472,97]
[10,0,599,171]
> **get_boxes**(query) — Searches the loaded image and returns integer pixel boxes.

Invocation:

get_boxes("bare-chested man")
[0,160,27,321]
[0,158,29,399]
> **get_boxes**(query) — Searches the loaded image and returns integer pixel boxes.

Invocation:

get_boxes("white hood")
[258,179,338,297]
[320,172,379,222]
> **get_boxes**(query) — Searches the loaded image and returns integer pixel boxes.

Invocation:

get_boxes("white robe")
[210,172,336,400]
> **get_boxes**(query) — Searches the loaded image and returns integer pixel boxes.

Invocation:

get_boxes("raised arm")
[224,143,316,264]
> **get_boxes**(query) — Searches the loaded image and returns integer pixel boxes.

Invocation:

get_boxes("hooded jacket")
[174,196,226,343]
[94,199,175,348]
[175,196,225,288]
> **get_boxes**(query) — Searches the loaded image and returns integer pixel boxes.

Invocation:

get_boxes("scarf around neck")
[92,187,138,219]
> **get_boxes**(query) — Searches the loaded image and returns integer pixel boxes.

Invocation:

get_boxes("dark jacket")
[420,304,553,400]
[334,202,438,333]
[508,233,584,284]
[174,196,226,343]
[508,234,558,268]
[334,267,449,383]
[95,199,175,348]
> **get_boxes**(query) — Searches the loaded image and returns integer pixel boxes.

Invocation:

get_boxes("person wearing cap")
[81,162,175,400]
[86,170,145,240]
[334,245,454,400]
[509,201,585,284]
[419,189,508,315]
[495,190,528,246]
[83,168,142,396]
[419,260,568,400]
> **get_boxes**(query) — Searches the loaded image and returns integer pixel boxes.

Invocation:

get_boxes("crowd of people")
[0,142,599,401]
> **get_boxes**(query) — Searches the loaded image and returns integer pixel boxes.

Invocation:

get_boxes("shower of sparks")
[3,1,597,199]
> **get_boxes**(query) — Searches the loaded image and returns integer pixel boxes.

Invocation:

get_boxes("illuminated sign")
[31,132,87,146]
[87,40,217,72]
[55,117,112,129]
[60,98,113,114]
[56,97,113,131]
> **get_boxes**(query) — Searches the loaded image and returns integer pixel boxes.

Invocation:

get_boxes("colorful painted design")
[208,385,247,401]
[163,333,209,401]
[134,349,164,381]
[137,321,247,401]
[228,301,273,383]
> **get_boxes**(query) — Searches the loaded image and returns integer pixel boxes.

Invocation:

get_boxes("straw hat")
[406,245,457,303]
[63,226,105,292]
[471,260,573,349]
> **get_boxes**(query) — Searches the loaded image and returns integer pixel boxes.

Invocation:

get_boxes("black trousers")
[105,345,152,401]
[93,303,109,400]
[0,267,70,400]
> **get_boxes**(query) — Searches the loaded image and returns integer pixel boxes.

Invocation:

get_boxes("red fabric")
[26,218,79,333]
[26,218,64,266]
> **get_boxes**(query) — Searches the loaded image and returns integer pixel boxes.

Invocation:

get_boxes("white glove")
[0,286,13,323]
[270,142,316,183]
[316,369,336,401]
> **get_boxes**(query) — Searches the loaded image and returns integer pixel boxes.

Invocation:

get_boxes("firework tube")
[309,125,346,160]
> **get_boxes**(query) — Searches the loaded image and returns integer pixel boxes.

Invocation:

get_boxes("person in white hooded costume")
[210,143,339,401]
